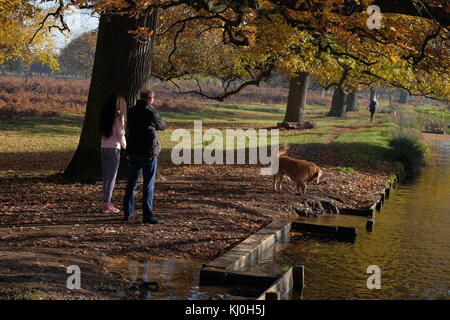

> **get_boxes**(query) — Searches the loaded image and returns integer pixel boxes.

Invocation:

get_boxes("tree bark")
[345,89,358,111]
[284,72,310,123]
[369,87,376,100]
[63,10,158,182]
[328,87,347,117]
[398,89,409,104]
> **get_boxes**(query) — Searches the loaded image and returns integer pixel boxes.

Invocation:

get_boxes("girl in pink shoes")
[99,94,127,213]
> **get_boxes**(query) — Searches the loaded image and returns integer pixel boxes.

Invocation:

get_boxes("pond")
[106,258,251,300]
[248,138,450,299]
[105,138,450,300]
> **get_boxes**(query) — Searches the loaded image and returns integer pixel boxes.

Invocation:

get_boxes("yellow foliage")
[31,0,447,100]
[0,1,58,70]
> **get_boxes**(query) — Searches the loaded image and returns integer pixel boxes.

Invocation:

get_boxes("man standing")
[368,96,378,122]
[124,89,166,224]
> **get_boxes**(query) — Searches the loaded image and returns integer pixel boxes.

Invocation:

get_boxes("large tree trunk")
[63,10,158,182]
[398,89,409,104]
[328,87,347,117]
[284,72,310,122]
[345,89,359,111]
[369,87,376,100]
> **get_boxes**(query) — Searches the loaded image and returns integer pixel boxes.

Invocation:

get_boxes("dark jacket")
[369,99,378,112]
[126,99,166,157]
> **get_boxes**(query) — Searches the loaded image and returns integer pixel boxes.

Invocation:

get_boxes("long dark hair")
[99,94,127,138]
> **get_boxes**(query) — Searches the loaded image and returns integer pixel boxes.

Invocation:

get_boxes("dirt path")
[0,135,392,299]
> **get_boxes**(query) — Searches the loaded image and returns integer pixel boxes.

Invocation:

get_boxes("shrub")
[393,161,405,178]
[156,100,203,112]
[380,104,404,114]
[0,105,39,118]
[391,110,423,130]
[0,74,329,117]
[422,115,447,133]
[306,91,330,106]
[389,127,428,173]
[0,75,88,117]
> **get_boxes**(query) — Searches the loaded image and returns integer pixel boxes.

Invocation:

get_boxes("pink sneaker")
[102,203,120,214]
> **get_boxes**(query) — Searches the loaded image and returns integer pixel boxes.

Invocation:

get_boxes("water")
[106,139,449,300]
[106,258,249,300]
[250,138,450,299]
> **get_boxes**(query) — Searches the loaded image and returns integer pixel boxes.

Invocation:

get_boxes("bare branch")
[30,0,70,44]
[170,63,276,102]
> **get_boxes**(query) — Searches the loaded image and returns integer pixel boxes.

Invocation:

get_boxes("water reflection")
[104,140,450,300]
[252,139,450,300]
[106,258,246,300]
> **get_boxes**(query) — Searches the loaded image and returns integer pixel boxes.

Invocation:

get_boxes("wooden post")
[366,220,375,232]
[265,292,279,300]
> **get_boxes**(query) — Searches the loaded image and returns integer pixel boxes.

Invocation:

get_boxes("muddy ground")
[0,140,394,299]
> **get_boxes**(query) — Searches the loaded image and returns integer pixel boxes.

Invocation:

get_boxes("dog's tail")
[277,144,288,157]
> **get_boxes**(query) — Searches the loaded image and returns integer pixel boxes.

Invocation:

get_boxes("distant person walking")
[368,96,378,122]
[123,89,166,224]
[99,94,127,213]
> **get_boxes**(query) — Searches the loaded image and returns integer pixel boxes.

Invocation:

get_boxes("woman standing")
[99,95,127,213]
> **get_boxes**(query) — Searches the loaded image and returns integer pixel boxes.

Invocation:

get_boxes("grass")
[401,103,450,134]
[414,104,450,122]
[332,124,393,165]
[0,115,81,153]
[13,289,46,300]
[1,99,448,177]
[335,166,355,173]
[159,104,386,150]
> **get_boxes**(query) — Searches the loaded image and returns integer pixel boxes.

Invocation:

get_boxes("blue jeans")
[123,155,157,221]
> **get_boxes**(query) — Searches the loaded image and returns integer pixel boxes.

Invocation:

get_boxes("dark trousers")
[370,111,376,122]
[123,155,157,221]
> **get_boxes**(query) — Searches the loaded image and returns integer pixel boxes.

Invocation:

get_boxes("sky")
[51,8,99,50]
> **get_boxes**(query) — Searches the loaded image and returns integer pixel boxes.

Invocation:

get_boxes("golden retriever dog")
[274,145,322,195]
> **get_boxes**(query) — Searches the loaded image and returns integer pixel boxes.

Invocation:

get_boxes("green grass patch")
[0,115,82,136]
[332,125,393,165]
[334,166,355,173]
[414,104,450,121]
[13,289,46,300]
[1,101,429,175]
[0,115,81,153]
[218,103,285,115]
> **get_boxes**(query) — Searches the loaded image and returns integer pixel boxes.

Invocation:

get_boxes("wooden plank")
[207,220,291,270]
[199,267,278,289]
[291,222,338,235]
[292,222,356,242]
[257,267,294,300]
[339,208,374,217]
